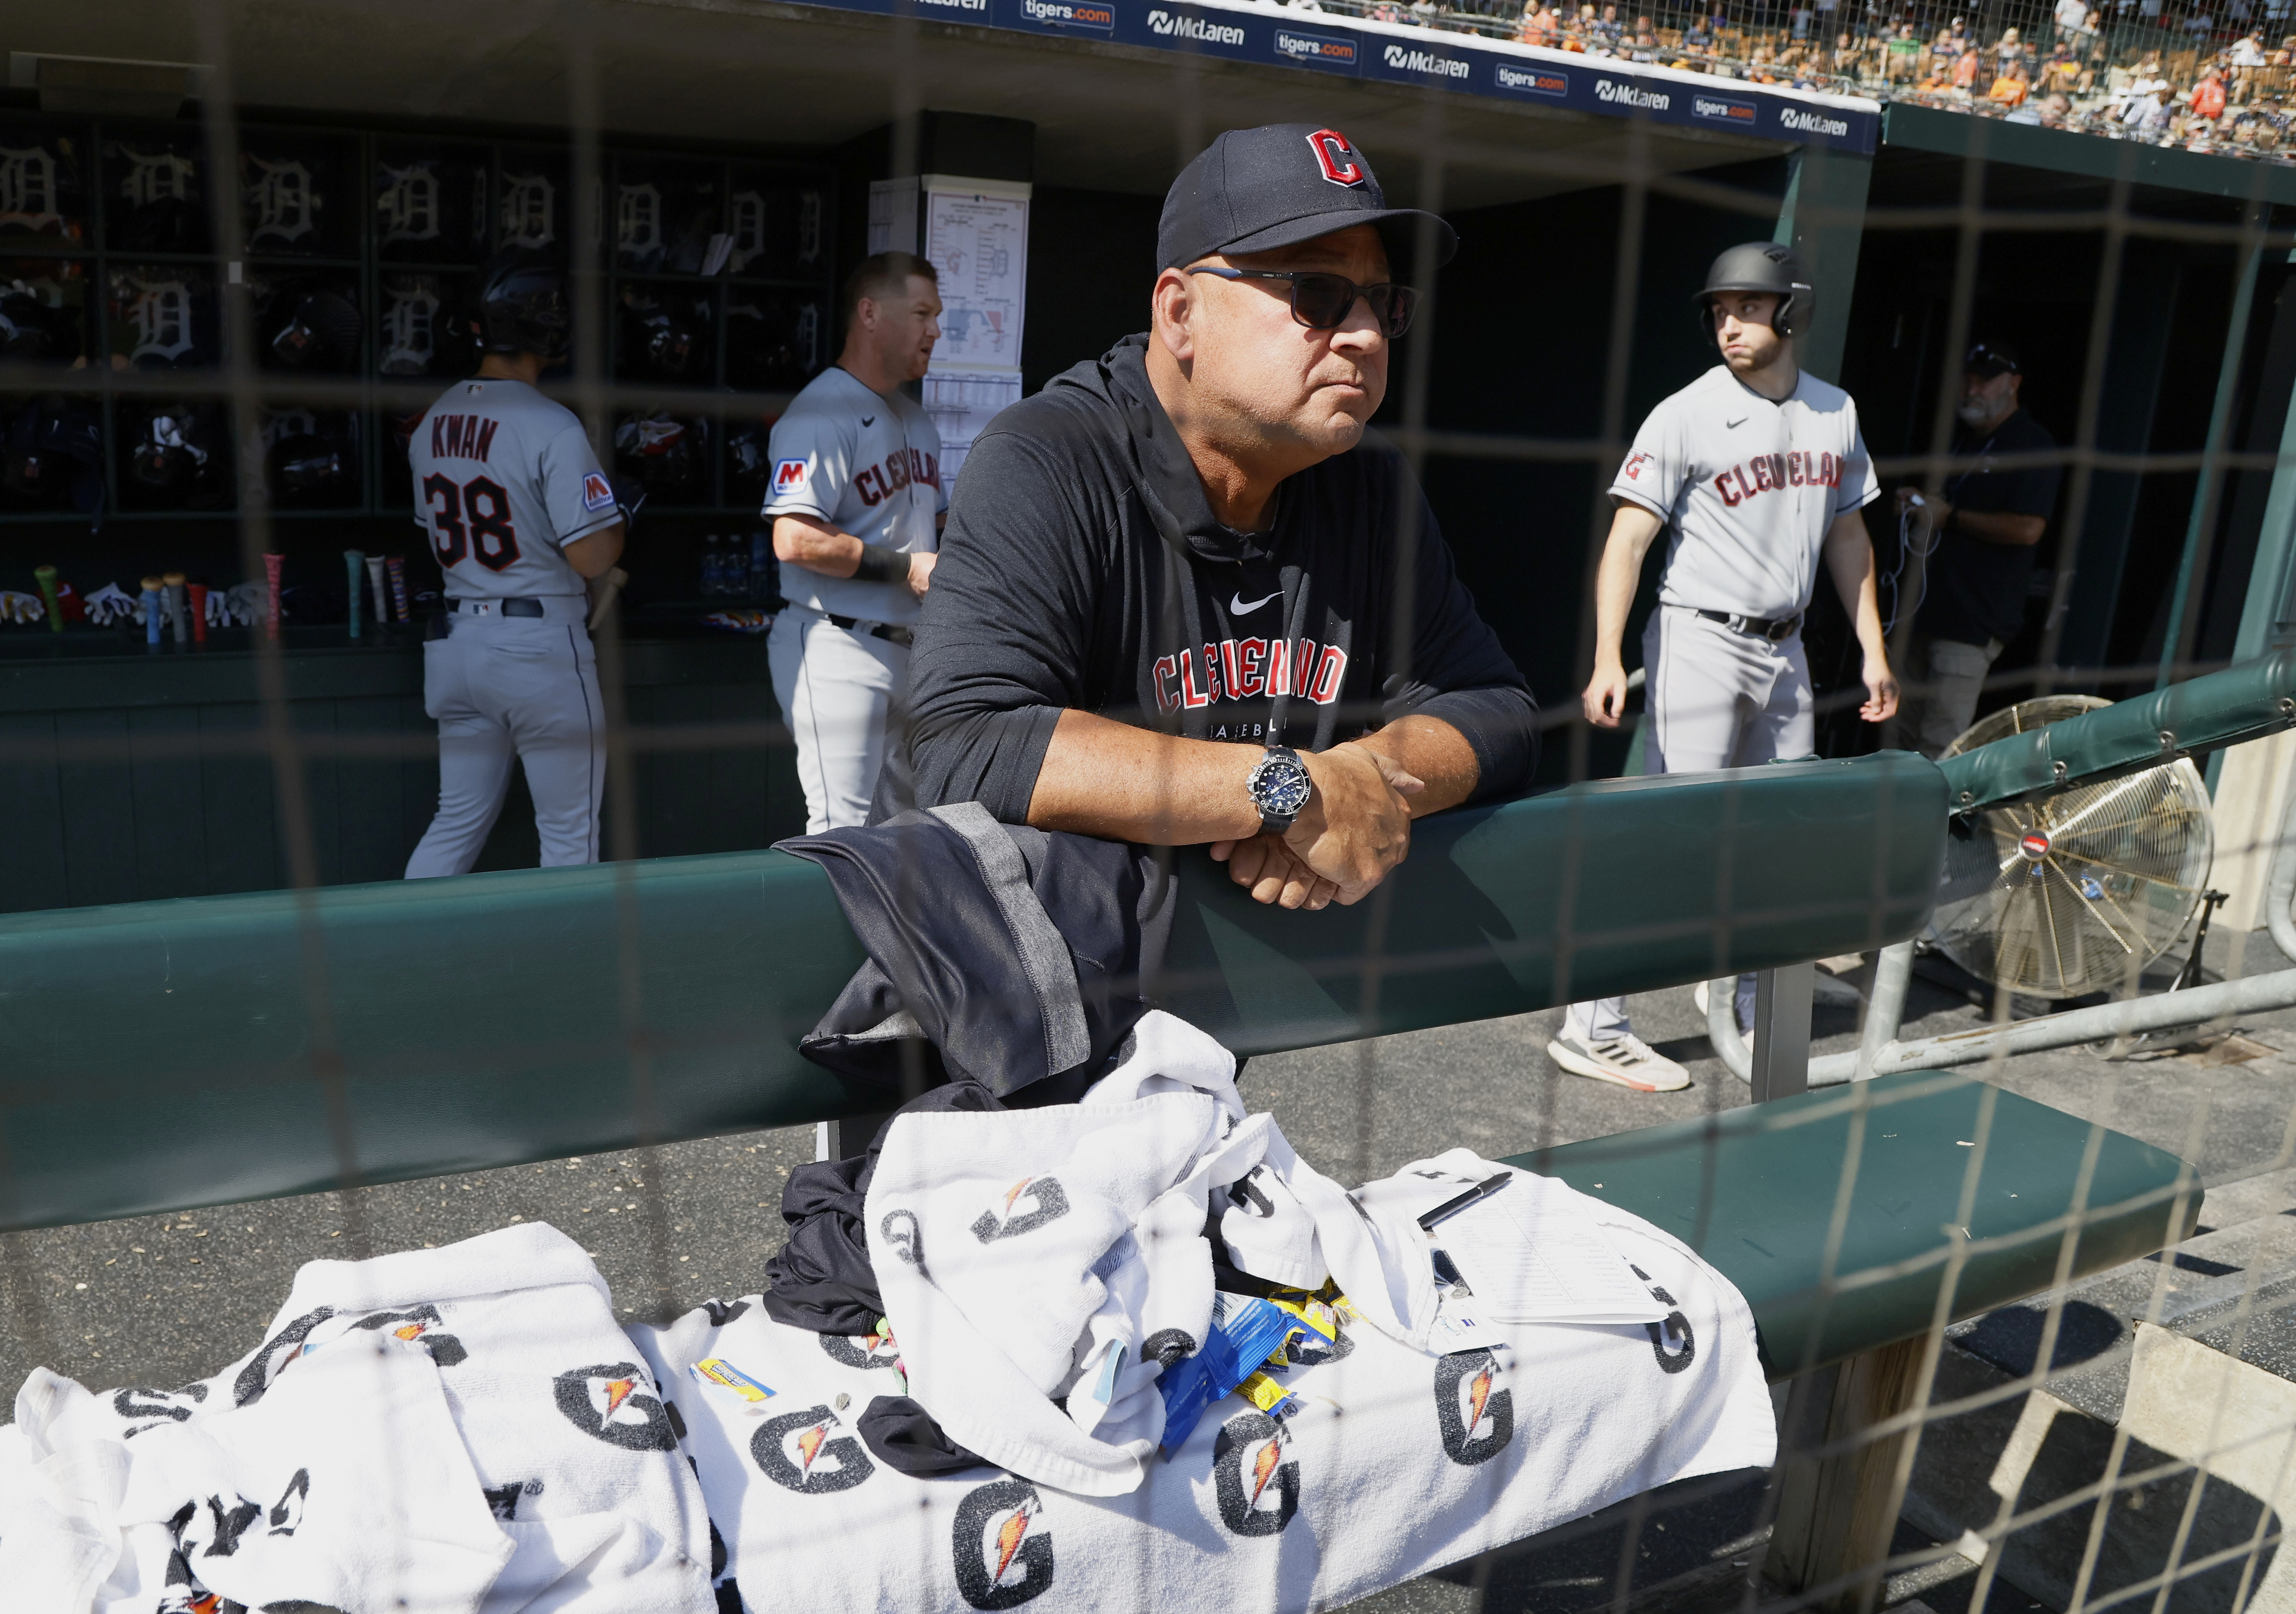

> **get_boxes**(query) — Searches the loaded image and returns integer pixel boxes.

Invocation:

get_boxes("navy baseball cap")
[1966,339,2023,377]
[1158,124,1460,274]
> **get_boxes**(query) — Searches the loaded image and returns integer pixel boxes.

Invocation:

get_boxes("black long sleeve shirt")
[889,334,1538,824]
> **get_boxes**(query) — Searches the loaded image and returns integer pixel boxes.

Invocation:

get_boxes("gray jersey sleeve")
[1609,399,1686,518]
[762,406,857,522]
[541,421,619,545]
[1838,420,1880,514]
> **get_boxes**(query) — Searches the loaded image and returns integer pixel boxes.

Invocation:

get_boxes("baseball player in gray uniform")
[1552,242,1899,1092]
[403,257,628,879]
[764,250,948,832]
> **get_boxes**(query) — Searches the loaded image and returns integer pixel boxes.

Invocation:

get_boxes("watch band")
[1252,744,1309,837]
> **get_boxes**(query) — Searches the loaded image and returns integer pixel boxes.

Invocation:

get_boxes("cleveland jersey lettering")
[1712,450,1843,506]
[1609,365,1878,621]
[763,365,945,627]
[1152,636,1350,714]
[854,445,940,507]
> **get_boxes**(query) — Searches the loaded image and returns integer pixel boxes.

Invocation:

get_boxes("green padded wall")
[0,751,1946,1231]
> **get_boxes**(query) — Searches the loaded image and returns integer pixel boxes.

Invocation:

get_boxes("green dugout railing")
[1,652,2290,1385]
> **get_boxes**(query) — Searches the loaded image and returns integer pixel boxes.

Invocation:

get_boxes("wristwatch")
[1246,745,1314,837]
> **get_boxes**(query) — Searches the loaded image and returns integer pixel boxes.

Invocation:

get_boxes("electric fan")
[1926,695,2215,999]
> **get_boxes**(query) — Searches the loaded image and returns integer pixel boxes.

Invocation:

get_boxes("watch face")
[1252,753,1313,818]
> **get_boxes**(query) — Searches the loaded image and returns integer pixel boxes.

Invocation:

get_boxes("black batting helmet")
[1694,242,1813,344]
[479,254,571,364]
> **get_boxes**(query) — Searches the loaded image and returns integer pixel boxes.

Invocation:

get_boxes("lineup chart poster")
[926,188,1029,371]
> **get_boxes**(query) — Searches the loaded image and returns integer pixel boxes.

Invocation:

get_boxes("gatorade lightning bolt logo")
[819,1325,904,1371]
[353,1303,469,1367]
[552,1361,677,1451]
[953,1480,1054,1608]
[753,1403,875,1493]
[1214,1410,1300,1536]
[969,1176,1071,1243]
[1630,1265,1697,1373]
[1433,1348,1514,1466]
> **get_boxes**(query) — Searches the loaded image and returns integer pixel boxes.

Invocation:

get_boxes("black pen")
[1417,1170,1515,1231]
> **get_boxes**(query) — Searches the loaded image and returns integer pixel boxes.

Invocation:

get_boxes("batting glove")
[0,591,44,624]
[84,583,136,626]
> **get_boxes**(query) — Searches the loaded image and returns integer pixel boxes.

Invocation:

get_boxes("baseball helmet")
[268,431,352,504]
[1694,242,1814,343]
[269,290,363,372]
[0,290,62,362]
[129,409,211,494]
[479,254,571,364]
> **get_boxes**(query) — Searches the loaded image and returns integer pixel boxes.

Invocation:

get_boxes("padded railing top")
[1937,649,2296,815]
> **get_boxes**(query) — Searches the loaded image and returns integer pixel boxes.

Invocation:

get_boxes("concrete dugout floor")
[7,926,2296,1613]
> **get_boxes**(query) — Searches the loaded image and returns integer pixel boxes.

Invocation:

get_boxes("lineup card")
[1437,1178,1668,1327]
[926,188,1028,369]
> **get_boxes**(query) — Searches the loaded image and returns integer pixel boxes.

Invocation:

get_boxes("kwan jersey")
[410,378,618,600]
[762,365,945,627]
[1611,365,1879,621]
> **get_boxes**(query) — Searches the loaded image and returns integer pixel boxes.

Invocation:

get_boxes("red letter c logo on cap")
[1306,129,1366,187]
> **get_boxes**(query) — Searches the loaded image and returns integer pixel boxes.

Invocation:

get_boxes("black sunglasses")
[1186,266,1419,338]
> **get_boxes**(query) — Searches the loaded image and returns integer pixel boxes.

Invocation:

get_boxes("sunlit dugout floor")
[6,925,2293,1614]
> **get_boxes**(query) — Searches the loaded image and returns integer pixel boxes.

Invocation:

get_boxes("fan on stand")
[1927,695,2215,1001]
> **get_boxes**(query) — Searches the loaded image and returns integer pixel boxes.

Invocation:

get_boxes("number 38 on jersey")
[424,472,522,571]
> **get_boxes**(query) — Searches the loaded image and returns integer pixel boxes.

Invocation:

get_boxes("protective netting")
[3,0,2296,1610]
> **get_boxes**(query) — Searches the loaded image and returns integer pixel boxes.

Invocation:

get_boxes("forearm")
[1592,504,1663,669]
[772,513,864,578]
[1355,714,1480,816]
[562,520,625,579]
[1025,709,1262,844]
[1825,515,1889,655]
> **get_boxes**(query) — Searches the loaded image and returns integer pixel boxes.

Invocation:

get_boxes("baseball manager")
[888,124,1537,909]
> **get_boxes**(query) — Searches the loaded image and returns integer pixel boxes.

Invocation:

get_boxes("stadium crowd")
[1300,0,2296,159]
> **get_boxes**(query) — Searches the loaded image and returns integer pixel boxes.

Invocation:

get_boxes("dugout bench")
[3,651,2292,1610]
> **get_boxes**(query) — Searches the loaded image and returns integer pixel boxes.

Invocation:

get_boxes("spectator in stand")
[2191,62,2231,128]
[1632,22,1661,58]
[2231,29,2268,96]
[2186,2,2217,37]
[2054,0,2096,45]
[1593,2,1625,51]
[1831,29,1865,78]
[1952,38,1984,92]
[1893,342,2061,759]
[1888,20,1926,80]
[1989,55,2033,103]
[1519,2,1561,44]
[1791,2,1814,38]
[2039,88,2075,121]
[1993,25,2024,73]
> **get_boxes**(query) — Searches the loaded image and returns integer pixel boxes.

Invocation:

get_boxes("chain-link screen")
[2,1,2296,1611]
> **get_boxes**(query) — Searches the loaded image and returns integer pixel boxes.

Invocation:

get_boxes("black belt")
[822,612,913,648]
[451,598,547,618]
[1696,608,1801,643]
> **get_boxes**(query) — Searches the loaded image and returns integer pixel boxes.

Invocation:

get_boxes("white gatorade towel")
[636,1155,1775,1614]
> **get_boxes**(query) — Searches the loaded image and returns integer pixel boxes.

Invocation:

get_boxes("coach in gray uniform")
[404,258,627,878]
[1555,243,1899,1094]
[764,251,948,832]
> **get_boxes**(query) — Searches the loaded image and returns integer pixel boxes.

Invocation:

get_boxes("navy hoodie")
[887,333,1539,824]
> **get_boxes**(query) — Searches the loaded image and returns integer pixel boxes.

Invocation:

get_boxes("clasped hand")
[1208,742,1423,911]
